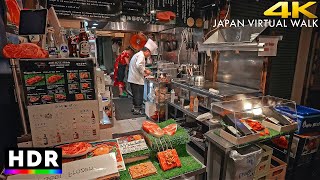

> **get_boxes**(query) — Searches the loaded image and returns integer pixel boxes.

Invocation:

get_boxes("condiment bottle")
[194,96,199,113]
[170,89,175,103]
[47,28,58,58]
[189,96,195,112]
[68,30,77,57]
[59,27,69,58]
[78,21,90,58]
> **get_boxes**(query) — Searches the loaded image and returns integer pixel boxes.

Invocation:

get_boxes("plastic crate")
[275,105,320,134]
[254,145,273,177]
[267,156,287,180]
[253,172,268,180]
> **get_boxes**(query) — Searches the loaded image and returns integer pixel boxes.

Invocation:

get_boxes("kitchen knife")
[223,114,253,136]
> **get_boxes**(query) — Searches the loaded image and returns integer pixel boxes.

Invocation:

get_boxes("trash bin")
[226,145,262,180]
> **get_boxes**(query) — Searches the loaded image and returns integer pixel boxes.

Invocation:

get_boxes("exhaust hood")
[103,22,175,33]
[198,24,268,52]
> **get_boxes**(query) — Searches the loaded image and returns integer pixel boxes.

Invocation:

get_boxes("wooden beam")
[291,5,317,104]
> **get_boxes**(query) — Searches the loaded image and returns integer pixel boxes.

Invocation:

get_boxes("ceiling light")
[92,27,96,29]
[93,23,98,26]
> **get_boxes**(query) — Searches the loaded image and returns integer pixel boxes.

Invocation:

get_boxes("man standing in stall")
[128,39,158,115]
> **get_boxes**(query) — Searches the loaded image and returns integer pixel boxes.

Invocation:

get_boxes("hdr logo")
[4,148,62,175]
[264,1,318,19]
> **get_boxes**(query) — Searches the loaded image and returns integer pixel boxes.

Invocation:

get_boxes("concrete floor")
[99,117,146,140]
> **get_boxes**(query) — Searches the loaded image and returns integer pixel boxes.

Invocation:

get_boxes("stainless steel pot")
[190,75,205,87]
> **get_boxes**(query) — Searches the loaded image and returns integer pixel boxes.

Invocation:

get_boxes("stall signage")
[4,148,62,175]
[47,0,120,20]
[19,59,96,106]
[6,154,118,180]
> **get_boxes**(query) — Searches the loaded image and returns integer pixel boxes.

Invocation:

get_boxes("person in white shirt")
[128,39,158,115]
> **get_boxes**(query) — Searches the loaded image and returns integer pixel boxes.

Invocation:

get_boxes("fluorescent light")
[93,23,98,26]
[92,27,96,29]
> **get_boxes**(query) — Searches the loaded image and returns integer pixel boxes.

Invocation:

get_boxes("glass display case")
[211,96,298,145]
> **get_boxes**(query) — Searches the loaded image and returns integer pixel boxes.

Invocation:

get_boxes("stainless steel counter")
[172,79,261,101]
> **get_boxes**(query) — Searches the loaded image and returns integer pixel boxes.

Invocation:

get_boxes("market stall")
[1,0,320,180]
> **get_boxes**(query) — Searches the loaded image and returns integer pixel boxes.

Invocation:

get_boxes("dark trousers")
[130,83,144,109]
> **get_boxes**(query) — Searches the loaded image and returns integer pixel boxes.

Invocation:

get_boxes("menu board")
[28,100,100,147]
[47,0,120,20]
[19,59,95,106]
[145,0,199,27]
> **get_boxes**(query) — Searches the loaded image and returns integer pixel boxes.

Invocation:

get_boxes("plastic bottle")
[59,27,69,58]
[194,96,199,113]
[47,28,58,58]
[189,96,195,112]
[170,89,175,103]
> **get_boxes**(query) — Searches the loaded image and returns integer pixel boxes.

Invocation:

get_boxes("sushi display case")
[211,95,298,146]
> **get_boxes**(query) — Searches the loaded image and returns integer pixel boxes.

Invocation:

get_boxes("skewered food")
[128,162,157,179]
[26,75,44,85]
[162,124,178,136]
[60,142,92,156]
[157,149,181,171]
[142,121,164,138]
[48,75,63,84]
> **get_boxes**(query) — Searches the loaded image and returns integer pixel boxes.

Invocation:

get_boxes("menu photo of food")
[80,72,90,80]
[81,82,91,90]
[24,74,45,86]
[46,73,65,85]
[27,95,41,105]
[75,93,85,101]
[55,93,67,102]
[68,72,79,82]
[68,83,79,92]
[41,94,54,104]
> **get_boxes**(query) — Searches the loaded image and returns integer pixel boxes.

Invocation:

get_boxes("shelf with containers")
[205,95,298,180]
[144,78,171,122]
